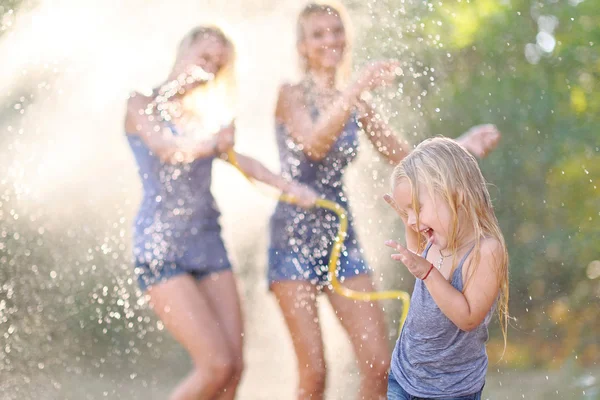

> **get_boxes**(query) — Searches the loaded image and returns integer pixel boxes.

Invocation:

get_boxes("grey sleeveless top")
[391,242,494,397]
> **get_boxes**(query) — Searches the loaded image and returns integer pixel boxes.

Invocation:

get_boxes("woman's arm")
[230,152,290,192]
[125,93,218,164]
[276,83,362,161]
[358,102,411,165]
[278,61,400,161]
[359,109,501,165]
[228,152,317,208]
[455,124,501,159]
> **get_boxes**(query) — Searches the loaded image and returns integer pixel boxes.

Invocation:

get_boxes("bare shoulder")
[460,237,505,296]
[125,91,153,134]
[278,82,304,100]
[468,237,504,273]
[275,82,305,121]
[480,237,504,259]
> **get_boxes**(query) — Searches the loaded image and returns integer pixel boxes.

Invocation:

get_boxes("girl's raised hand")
[383,193,405,220]
[385,239,433,280]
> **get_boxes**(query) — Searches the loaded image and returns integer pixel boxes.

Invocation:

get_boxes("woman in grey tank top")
[269,3,503,399]
[124,26,316,400]
[384,138,510,399]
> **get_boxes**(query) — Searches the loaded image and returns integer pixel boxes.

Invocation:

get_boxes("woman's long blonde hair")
[296,1,354,87]
[392,137,510,348]
[177,26,237,131]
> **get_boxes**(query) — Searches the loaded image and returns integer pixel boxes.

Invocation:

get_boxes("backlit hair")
[392,137,510,350]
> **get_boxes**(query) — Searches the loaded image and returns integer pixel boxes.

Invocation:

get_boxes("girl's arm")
[386,237,502,331]
[383,194,419,251]
[422,238,502,331]
[125,93,217,163]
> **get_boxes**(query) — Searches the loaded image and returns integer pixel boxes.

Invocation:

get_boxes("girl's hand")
[456,124,501,159]
[385,239,433,280]
[285,182,318,209]
[383,193,407,223]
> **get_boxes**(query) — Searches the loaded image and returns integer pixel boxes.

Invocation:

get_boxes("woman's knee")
[298,360,327,395]
[228,352,245,386]
[188,350,236,390]
[179,351,242,398]
[361,351,390,380]
[211,353,241,387]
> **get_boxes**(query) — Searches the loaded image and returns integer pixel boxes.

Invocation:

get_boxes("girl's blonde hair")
[296,1,353,87]
[392,137,510,349]
[177,26,237,130]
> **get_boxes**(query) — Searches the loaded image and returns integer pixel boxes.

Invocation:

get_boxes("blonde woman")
[125,26,316,400]
[267,2,502,399]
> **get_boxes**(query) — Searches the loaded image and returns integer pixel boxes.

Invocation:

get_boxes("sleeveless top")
[126,125,226,270]
[391,242,494,397]
[269,103,362,262]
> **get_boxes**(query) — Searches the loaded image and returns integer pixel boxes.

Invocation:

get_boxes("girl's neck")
[440,229,478,257]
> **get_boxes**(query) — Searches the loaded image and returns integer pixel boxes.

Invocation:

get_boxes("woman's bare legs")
[146,273,240,400]
[272,281,327,400]
[326,275,390,400]
[197,270,244,400]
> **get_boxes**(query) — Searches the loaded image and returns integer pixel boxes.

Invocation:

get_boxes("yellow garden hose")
[227,150,410,331]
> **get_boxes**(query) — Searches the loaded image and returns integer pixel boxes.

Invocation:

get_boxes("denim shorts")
[267,244,370,289]
[387,372,483,400]
[134,261,232,292]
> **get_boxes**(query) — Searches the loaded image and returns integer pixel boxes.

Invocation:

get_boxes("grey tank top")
[391,242,493,397]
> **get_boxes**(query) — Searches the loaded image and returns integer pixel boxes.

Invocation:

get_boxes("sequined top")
[127,126,227,270]
[269,105,362,262]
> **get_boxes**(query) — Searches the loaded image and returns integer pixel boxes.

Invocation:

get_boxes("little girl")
[384,137,509,399]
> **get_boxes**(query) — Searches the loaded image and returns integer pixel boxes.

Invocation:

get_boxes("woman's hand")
[213,121,236,155]
[456,124,501,159]
[285,182,318,209]
[385,239,433,280]
[355,60,402,93]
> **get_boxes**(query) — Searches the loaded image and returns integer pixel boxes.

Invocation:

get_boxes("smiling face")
[392,178,456,251]
[297,9,346,71]
[390,137,494,253]
[175,33,231,82]
[171,27,234,96]
[184,35,230,76]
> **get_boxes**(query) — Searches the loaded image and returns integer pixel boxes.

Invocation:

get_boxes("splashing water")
[1,0,598,399]
[0,1,370,398]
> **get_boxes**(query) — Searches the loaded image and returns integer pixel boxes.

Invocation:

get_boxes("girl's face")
[298,12,346,71]
[392,178,454,251]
